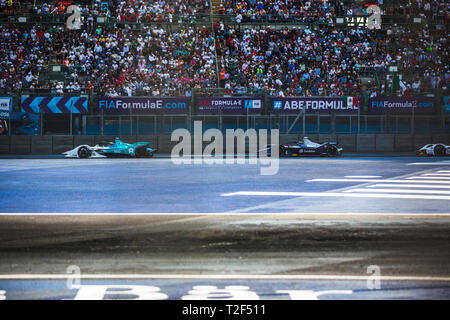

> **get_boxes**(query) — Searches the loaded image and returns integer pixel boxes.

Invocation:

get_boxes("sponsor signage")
[97,97,189,114]
[21,96,88,114]
[444,96,450,113]
[370,96,435,114]
[10,112,40,135]
[0,97,12,119]
[197,97,262,114]
[271,97,359,113]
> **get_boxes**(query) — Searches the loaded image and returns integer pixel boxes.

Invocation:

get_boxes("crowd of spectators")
[0,0,18,16]
[0,0,448,97]
[0,24,53,92]
[367,23,448,97]
[3,0,448,22]
[214,22,448,97]
[98,0,211,23]
[384,0,448,21]
[218,0,337,23]
[215,24,375,97]
[218,0,449,23]
[0,1,211,23]
[0,24,217,96]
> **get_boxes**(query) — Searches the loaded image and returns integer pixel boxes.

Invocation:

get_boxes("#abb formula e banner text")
[197,97,262,114]
[21,96,88,114]
[98,97,189,114]
[0,97,12,119]
[370,96,435,114]
[271,97,359,113]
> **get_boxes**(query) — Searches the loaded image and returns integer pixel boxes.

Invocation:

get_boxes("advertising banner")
[97,97,189,114]
[444,96,450,113]
[370,96,435,114]
[271,97,359,113]
[197,97,262,114]
[10,112,40,135]
[21,96,88,114]
[0,97,12,119]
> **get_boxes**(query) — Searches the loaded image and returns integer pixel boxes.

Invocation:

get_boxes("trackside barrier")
[356,134,376,153]
[336,135,357,152]
[31,136,52,154]
[307,134,320,143]
[73,136,95,147]
[10,136,31,154]
[0,136,10,153]
[52,136,74,154]
[375,134,395,152]
[318,135,338,144]
[1,134,450,155]
[413,135,433,151]
[432,134,449,144]
[157,135,177,154]
[279,134,301,145]
[395,134,414,152]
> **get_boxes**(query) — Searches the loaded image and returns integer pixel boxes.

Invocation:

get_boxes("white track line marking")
[307,178,450,184]
[407,176,450,180]
[408,162,450,166]
[0,213,450,217]
[344,176,382,178]
[437,171,450,173]
[221,191,450,200]
[368,184,450,189]
[0,274,449,282]
[422,173,450,176]
[344,188,450,195]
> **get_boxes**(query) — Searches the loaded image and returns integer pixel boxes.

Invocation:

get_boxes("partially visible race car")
[416,143,450,156]
[260,137,343,157]
[64,137,156,158]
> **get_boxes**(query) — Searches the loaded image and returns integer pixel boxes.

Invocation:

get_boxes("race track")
[0,156,449,299]
[1,156,450,214]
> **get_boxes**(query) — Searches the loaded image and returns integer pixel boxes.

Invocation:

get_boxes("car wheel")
[279,146,286,157]
[327,145,339,157]
[135,146,147,158]
[434,145,445,156]
[77,147,90,159]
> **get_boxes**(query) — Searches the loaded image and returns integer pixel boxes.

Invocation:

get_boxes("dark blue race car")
[261,137,343,157]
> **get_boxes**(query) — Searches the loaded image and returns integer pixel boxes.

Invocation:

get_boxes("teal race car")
[63,137,156,158]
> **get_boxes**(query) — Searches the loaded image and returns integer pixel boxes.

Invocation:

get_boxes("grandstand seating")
[0,0,447,98]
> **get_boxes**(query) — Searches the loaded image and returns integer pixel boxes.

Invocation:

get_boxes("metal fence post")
[358,105,360,134]
[40,108,43,136]
[302,109,306,136]
[70,98,73,136]
[101,108,104,136]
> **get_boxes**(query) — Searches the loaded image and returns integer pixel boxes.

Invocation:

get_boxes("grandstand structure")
[0,0,448,153]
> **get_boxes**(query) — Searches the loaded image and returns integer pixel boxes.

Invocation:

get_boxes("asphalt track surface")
[0,156,450,213]
[0,156,449,299]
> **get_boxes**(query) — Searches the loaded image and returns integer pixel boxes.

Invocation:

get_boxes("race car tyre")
[434,145,445,156]
[77,146,90,158]
[135,146,148,158]
[326,145,339,157]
